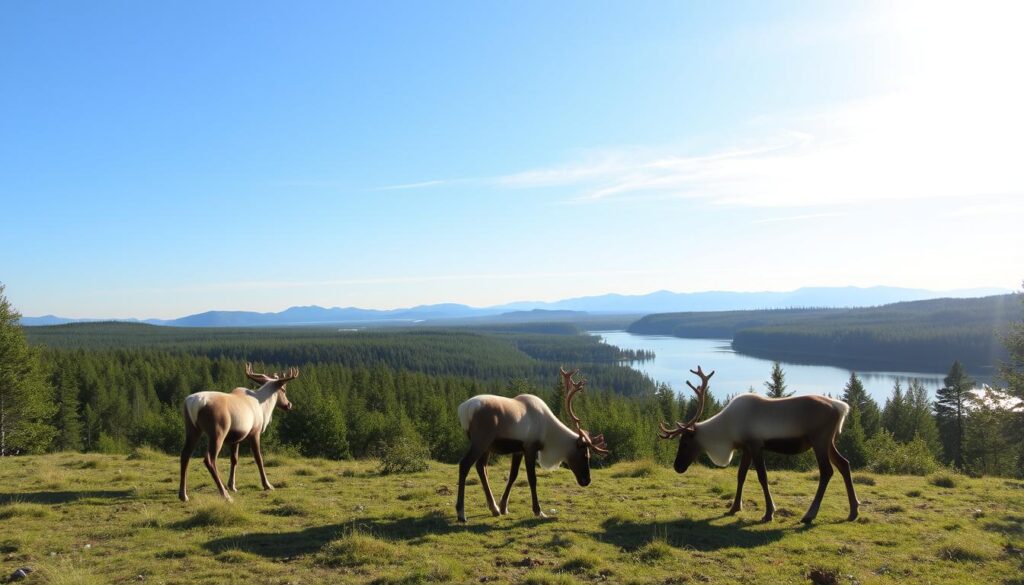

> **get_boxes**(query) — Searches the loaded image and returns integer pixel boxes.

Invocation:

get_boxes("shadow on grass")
[204,511,549,559]
[598,514,789,552]
[0,490,133,505]
[984,515,1024,536]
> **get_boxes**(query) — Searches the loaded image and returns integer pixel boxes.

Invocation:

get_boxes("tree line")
[3,283,1023,478]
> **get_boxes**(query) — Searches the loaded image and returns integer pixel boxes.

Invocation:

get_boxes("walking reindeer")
[658,366,859,523]
[455,367,608,522]
[178,364,297,502]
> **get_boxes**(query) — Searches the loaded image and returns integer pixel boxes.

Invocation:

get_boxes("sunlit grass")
[1,452,1022,584]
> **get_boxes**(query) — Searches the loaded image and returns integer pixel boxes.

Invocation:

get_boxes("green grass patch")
[611,458,659,478]
[173,502,252,529]
[2,453,1023,584]
[317,531,401,567]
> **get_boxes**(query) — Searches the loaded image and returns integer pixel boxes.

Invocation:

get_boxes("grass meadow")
[1,451,1023,584]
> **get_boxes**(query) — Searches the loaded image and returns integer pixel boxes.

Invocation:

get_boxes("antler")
[244,363,300,385]
[657,365,715,439]
[245,363,275,384]
[559,366,609,457]
[275,367,300,384]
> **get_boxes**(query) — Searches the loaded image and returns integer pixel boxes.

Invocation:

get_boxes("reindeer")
[178,364,297,502]
[454,367,608,522]
[658,366,859,524]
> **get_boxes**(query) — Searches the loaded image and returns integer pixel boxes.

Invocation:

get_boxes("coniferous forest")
[2,284,1023,478]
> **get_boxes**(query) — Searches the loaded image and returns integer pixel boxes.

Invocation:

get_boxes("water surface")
[594,330,945,404]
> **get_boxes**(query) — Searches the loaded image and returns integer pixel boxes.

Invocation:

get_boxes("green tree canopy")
[764,362,792,398]
[0,284,56,455]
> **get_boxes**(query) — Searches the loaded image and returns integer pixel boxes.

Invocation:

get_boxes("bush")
[377,435,430,475]
[929,472,958,488]
[866,431,939,475]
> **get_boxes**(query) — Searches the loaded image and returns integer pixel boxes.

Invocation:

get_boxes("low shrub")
[378,436,430,475]
[865,431,939,475]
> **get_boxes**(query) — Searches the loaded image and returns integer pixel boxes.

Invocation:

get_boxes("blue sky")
[2,1,1022,318]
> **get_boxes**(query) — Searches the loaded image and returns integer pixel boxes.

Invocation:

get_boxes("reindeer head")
[559,367,609,486]
[245,363,299,411]
[657,366,713,473]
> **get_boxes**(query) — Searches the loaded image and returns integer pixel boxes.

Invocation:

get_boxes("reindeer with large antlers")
[658,366,859,523]
[454,367,608,522]
[178,364,298,502]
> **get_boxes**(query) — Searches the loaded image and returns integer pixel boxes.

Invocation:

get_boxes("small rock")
[548,509,557,515]
[84,543,92,549]
[436,485,452,496]
[9,567,33,581]
[49,552,57,556]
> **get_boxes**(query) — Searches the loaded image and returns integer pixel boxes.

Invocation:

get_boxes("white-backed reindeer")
[658,366,859,523]
[454,367,608,522]
[178,364,297,502]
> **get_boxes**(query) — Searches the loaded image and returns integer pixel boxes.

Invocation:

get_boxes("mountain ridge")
[19,286,1012,327]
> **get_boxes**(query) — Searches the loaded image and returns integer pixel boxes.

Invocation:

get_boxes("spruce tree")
[934,361,972,469]
[999,283,1024,476]
[764,362,792,398]
[0,284,56,455]
[841,372,882,437]
[882,379,910,441]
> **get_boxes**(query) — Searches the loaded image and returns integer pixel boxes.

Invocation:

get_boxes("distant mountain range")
[20,285,1012,328]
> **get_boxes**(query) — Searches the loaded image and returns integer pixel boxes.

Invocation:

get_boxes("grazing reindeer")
[658,366,858,523]
[454,367,608,522]
[178,364,297,502]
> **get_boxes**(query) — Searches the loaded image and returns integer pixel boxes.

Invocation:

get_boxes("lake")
[593,330,946,404]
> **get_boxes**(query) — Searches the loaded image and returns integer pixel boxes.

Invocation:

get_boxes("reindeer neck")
[254,384,280,432]
[694,411,735,467]
[539,416,578,470]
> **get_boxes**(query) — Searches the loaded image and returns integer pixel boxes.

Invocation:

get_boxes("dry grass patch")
[173,502,252,529]
[611,459,659,478]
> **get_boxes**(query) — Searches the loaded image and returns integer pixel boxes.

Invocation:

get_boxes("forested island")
[628,294,1018,374]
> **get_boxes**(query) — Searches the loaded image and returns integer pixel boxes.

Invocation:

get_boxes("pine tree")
[934,360,972,469]
[882,379,910,441]
[0,284,56,455]
[999,283,1024,476]
[841,372,882,437]
[906,379,942,457]
[764,362,792,398]
[51,369,83,451]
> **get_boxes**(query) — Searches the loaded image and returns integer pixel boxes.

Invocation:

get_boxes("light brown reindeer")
[454,367,608,522]
[178,364,297,502]
[658,366,859,523]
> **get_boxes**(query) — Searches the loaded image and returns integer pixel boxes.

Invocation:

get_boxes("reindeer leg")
[752,448,775,522]
[524,447,546,518]
[178,418,201,503]
[475,451,500,516]
[499,453,522,515]
[203,432,232,502]
[227,442,240,492]
[250,434,273,491]
[829,442,859,521]
[456,441,489,523]
[802,444,834,524]
[728,450,752,515]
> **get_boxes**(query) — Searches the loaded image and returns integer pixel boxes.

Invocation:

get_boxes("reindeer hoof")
[534,511,547,519]
[178,493,189,503]
[490,509,501,517]
[800,516,815,524]
[726,506,741,516]
[223,494,234,503]
[500,507,510,516]
[760,513,774,523]
[847,511,859,522]
[457,515,467,523]
[263,484,275,491]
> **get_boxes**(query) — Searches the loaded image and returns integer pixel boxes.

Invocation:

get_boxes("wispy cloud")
[374,83,1024,209]
[372,179,453,191]
[751,212,845,225]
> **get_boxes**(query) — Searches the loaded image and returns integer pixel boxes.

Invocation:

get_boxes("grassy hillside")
[2,452,1023,584]
[628,295,1020,374]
